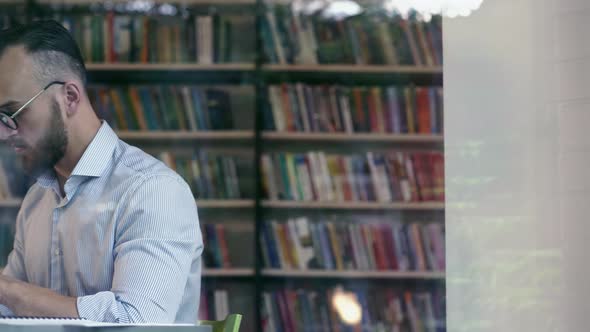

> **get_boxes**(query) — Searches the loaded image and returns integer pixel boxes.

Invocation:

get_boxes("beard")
[18,99,68,177]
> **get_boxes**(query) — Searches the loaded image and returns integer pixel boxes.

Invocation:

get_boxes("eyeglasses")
[0,81,65,135]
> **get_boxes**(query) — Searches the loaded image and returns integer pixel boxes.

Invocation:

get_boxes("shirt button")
[54,249,60,256]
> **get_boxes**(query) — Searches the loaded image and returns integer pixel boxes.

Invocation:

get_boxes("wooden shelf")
[117,131,441,143]
[1,199,252,209]
[203,268,255,277]
[117,130,254,141]
[262,269,445,279]
[0,199,22,208]
[197,200,254,208]
[86,63,255,84]
[264,64,443,74]
[263,132,443,143]
[86,63,254,71]
[85,64,440,73]
[262,200,444,210]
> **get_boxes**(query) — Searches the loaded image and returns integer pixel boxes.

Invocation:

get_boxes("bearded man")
[0,20,203,324]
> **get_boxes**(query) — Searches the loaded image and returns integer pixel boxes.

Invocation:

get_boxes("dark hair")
[0,20,87,85]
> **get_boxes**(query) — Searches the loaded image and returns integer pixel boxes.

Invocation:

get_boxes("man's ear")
[63,81,81,117]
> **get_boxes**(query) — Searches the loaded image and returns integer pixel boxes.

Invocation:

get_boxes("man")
[0,21,203,323]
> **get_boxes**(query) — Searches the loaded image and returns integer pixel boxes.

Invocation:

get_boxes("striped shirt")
[1,121,203,323]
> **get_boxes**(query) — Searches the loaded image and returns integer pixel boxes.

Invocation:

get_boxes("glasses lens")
[0,113,16,141]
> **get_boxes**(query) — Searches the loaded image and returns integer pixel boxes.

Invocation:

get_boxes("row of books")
[6,8,443,67]
[0,13,23,31]
[51,13,255,63]
[261,151,444,202]
[198,288,230,322]
[0,159,28,200]
[260,218,445,271]
[157,151,246,200]
[87,86,234,131]
[203,223,231,269]
[265,84,444,134]
[0,164,13,201]
[0,224,14,267]
[262,286,445,332]
[262,7,442,65]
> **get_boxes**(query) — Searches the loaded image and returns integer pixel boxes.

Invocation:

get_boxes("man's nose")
[0,127,18,141]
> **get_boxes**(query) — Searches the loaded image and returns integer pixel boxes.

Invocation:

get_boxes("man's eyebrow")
[0,101,20,110]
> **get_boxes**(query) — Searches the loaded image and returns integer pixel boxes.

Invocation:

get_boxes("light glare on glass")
[332,289,362,326]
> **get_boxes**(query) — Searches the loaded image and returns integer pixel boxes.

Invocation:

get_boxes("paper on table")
[0,318,196,327]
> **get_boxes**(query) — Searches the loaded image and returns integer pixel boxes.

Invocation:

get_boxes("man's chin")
[19,155,47,178]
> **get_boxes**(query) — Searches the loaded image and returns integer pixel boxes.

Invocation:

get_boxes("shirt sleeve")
[3,208,27,281]
[0,305,14,316]
[76,174,203,323]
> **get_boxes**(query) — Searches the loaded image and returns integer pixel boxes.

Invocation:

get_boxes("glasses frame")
[0,80,66,131]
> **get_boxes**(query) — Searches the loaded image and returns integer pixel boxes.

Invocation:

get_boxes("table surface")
[0,325,213,332]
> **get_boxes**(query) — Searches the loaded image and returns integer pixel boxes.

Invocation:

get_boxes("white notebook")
[0,317,195,327]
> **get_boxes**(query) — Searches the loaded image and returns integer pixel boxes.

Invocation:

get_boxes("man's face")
[0,46,68,177]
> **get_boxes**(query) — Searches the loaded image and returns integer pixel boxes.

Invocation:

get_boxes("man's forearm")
[0,276,79,317]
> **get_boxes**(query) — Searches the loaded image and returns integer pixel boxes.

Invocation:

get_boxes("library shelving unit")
[0,1,446,331]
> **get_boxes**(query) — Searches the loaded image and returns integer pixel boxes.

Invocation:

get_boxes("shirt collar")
[37,121,118,187]
[70,121,119,178]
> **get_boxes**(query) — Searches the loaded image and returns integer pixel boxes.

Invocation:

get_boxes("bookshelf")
[0,2,445,331]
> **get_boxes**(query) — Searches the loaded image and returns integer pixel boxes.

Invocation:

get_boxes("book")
[199,288,229,321]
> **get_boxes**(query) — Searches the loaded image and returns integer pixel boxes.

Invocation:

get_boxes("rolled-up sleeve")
[1,208,25,316]
[3,208,27,282]
[77,175,202,323]
[0,304,14,316]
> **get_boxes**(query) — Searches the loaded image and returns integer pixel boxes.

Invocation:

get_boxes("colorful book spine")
[264,84,443,134]
[198,287,230,321]
[155,150,246,200]
[53,12,255,64]
[262,287,445,332]
[260,218,445,272]
[88,85,239,131]
[203,224,232,268]
[262,8,442,65]
[262,151,444,202]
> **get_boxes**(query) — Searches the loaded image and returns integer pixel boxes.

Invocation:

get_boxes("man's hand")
[0,274,79,317]
[0,274,16,305]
